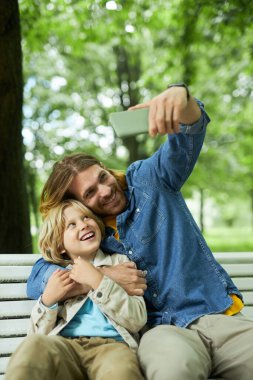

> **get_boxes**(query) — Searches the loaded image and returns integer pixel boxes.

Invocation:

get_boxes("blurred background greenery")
[1,0,253,252]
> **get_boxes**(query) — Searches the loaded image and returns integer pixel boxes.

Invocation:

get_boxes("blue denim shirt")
[27,100,242,328]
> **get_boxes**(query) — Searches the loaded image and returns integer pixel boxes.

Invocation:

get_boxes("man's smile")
[102,189,117,206]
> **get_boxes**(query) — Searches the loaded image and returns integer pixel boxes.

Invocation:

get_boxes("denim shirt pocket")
[126,192,166,245]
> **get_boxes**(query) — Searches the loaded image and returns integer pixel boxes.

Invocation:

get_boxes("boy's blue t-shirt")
[60,297,123,341]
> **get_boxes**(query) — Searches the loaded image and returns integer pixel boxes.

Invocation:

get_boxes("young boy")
[6,200,146,380]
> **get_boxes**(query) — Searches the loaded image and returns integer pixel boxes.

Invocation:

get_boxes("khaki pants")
[6,335,144,380]
[138,313,253,380]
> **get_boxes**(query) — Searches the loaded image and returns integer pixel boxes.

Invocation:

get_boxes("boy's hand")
[100,262,147,296]
[61,282,91,299]
[69,256,103,290]
[41,269,75,307]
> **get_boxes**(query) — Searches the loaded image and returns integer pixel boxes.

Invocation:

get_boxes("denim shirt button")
[129,250,133,255]
[136,208,140,213]
[153,293,157,298]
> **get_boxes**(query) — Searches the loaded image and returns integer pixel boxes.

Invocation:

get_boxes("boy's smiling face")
[63,205,102,261]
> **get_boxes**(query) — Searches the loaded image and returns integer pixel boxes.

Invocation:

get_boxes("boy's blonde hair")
[39,199,105,266]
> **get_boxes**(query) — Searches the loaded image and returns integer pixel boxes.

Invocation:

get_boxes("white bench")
[0,252,253,379]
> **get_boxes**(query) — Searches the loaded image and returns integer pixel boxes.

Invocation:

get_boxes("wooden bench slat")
[231,277,253,291]
[241,306,253,318]
[0,337,25,355]
[0,356,9,374]
[0,283,27,300]
[0,267,33,282]
[0,318,29,336]
[213,252,253,264]
[220,263,253,277]
[0,300,36,318]
[0,254,41,266]
[242,291,253,306]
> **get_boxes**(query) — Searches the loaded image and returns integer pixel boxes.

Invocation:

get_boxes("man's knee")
[139,325,175,357]
[138,326,211,380]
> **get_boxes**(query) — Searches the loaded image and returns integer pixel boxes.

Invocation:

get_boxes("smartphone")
[109,108,149,138]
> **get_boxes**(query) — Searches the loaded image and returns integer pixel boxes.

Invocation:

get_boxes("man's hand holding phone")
[110,85,201,138]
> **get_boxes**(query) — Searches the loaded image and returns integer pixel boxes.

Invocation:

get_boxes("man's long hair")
[40,154,104,218]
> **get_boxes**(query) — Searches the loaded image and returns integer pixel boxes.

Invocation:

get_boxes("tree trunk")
[180,0,201,85]
[113,45,142,164]
[0,0,32,253]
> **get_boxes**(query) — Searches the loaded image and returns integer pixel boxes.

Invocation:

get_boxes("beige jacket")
[28,249,147,352]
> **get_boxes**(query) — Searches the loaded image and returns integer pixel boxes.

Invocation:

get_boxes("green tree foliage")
[17,0,253,241]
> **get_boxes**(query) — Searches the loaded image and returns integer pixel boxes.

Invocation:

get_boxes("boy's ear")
[58,243,71,260]
[60,250,71,261]
[60,249,68,256]
[58,245,67,255]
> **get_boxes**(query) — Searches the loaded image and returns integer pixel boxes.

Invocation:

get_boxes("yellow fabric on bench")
[224,294,244,316]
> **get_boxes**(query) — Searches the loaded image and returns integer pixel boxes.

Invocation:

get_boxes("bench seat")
[1,252,253,379]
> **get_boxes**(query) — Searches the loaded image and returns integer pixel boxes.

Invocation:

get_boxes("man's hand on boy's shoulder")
[99,261,147,296]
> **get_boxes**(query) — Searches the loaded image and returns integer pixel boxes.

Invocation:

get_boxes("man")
[27,85,253,380]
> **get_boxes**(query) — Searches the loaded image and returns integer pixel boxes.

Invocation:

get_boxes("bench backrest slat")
[0,283,27,299]
[0,319,29,336]
[221,263,253,277]
[242,291,253,306]
[0,358,9,375]
[230,277,253,291]
[0,337,25,356]
[0,254,39,266]
[0,267,34,282]
[0,300,35,318]
[213,252,253,264]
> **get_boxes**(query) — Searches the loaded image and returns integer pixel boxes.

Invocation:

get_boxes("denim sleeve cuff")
[179,98,211,135]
